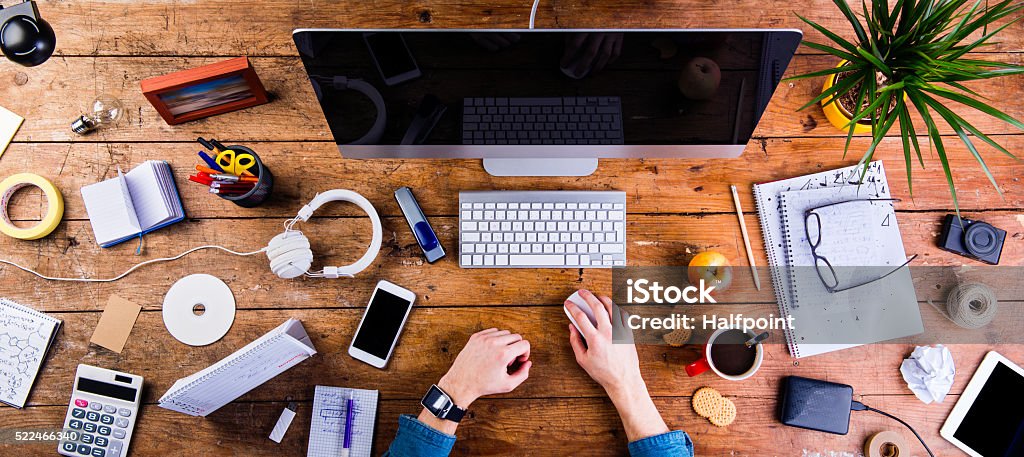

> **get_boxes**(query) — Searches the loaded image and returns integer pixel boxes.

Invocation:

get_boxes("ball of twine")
[945,283,998,329]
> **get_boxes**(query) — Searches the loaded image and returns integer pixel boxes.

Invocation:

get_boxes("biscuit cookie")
[691,387,722,418]
[709,397,737,427]
[663,327,692,347]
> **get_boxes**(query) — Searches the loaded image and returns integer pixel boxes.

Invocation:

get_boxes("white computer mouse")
[564,291,599,338]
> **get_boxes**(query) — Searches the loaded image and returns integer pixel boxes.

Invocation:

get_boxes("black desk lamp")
[0,1,55,67]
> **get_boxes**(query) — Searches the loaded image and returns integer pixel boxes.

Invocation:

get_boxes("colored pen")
[342,392,354,456]
[209,188,248,196]
[211,173,258,183]
[188,175,213,186]
[197,137,218,152]
[197,151,225,173]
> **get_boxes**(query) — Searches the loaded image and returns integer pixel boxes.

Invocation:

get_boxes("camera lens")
[964,221,1000,258]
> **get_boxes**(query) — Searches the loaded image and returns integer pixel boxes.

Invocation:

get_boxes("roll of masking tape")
[0,173,64,240]
[865,430,908,457]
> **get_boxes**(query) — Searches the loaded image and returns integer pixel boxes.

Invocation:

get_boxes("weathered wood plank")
[3,55,1023,142]
[34,0,1024,56]
[0,211,1020,312]
[13,305,1024,405]
[1,137,1023,223]
[0,394,987,456]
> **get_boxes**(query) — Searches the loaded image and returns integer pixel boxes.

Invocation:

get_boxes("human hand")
[438,328,532,408]
[560,33,624,78]
[566,289,644,397]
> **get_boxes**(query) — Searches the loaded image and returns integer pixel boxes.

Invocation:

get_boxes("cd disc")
[162,274,235,346]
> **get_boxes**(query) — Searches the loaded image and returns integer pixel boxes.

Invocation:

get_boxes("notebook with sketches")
[0,298,61,408]
[753,161,889,358]
[308,386,378,457]
[158,319,316,416]
[80,160,185,248]
[778,184,923,358]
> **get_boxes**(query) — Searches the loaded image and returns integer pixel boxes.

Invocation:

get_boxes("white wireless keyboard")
[459,191,626,268]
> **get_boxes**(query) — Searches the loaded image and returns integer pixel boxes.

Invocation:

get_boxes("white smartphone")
[348,280,416,368]
[363,32,422,86]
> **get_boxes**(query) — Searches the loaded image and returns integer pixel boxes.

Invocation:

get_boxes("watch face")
[422,385,451,415]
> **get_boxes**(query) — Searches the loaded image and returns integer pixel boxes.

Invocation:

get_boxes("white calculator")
[58,364,143,457]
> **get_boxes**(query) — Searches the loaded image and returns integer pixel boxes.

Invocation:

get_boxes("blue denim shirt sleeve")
[627,430,694,457]
[382,414,457,457]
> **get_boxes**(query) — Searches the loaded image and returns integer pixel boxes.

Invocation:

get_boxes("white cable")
[529,0,541,29]
[0,245,266,283]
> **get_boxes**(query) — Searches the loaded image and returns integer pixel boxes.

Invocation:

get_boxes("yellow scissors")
[215,149,256,176]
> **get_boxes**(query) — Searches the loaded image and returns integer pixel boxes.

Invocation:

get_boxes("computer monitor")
[292,29,802,176]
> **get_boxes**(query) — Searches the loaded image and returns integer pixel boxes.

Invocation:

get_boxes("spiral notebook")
[753,161,922,358]
[308,386,378,457]
[0,298,61,408]
[158,319,316,416]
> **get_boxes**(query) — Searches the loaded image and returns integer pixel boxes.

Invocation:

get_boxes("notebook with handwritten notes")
[0,298,61,408]
[158,319,316,416]
[753,161,921,358]
[308,386,378,457]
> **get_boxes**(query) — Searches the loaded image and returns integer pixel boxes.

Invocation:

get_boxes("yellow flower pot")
[821,61,872,134]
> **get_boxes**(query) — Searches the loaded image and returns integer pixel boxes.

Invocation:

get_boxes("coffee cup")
[684,327,763,381]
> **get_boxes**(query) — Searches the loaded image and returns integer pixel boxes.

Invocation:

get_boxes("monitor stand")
[483,158,598,177]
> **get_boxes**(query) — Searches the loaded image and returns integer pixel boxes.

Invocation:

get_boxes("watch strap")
[441,402,466,422]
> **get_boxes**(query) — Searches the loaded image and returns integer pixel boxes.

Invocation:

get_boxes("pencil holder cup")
[219,145,273,208]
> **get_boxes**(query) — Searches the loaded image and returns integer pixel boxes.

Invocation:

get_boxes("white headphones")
[266,189,383,279]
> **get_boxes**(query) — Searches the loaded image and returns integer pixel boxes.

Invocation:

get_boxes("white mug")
[685,327,764,381]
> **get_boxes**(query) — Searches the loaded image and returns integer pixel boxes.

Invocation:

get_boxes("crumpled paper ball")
[900,345,955,404]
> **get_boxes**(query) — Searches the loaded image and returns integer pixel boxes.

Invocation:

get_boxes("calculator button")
[81,433,94,444]
[86,412,100,421]
[108,440,123,457]
[103,405,116,414]
[74,399,88,408]
[112,429,124,439]
[62,441,77,452]
[91,448,105,457]
[100,415,114,425]
[114,418,129,428]
[116,408,131,417]
[69,420,83,429]
[77,444,92,455]
[84,423,97,433]
[97,426,111,436]
[95,436,108,447]
[89,403,102,411]
[72,408,86,419]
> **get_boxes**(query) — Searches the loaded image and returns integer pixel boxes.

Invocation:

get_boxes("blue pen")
[342,393,354,455]
[197,151,225,173]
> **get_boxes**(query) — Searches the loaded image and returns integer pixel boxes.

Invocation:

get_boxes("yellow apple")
[687,251,733,292]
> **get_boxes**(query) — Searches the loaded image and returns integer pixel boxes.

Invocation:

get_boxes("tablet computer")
[940,351,1024,457]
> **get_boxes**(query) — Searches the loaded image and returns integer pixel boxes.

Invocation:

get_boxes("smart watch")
[421,384,467,423]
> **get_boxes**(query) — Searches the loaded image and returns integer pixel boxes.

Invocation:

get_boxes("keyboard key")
[462,222,477,231]
[462,244,474,253]
[510,255,565,266]
[600,244,624,254]
[462,255,471,265]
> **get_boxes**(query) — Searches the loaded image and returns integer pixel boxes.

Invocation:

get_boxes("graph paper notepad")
[158,318,316,416]
[308,386,378,457]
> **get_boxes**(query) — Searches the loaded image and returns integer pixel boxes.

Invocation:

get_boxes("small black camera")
[938,214,1005,265]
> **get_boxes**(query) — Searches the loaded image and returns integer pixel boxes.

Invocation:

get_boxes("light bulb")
[71,95,125,134]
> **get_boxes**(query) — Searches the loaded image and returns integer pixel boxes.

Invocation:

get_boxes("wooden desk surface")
[1,1,1022,455]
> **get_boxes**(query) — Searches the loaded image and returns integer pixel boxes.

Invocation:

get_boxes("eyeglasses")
[803,198,918,293]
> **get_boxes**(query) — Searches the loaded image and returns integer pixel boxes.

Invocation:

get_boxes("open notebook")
[753,161,921,358]
[80,160,185,247]
[158,319,316,416]
[0,298,61,408]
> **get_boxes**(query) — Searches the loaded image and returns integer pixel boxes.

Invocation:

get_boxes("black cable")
[852,400,935,457]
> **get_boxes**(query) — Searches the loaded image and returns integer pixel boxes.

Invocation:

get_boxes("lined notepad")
[80,160,185,247]
[159,319,316,416]
[308,386,378,457]
[0,298,61,408]
[753,161,921,358]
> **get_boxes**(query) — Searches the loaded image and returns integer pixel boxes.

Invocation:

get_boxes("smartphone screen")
[365,33,417,79]
[352,289,413,359]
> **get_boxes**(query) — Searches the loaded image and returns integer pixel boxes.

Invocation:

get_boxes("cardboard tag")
[90,295,142,353]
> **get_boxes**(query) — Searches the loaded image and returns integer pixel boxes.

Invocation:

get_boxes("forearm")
[607,382,670,443]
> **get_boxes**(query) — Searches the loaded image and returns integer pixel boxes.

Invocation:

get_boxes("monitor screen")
[293,30,801,158]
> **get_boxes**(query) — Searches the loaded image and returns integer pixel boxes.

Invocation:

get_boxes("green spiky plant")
[788,0,1024,213]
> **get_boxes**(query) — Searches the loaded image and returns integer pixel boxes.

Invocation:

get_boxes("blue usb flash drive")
[395,187,445,263]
